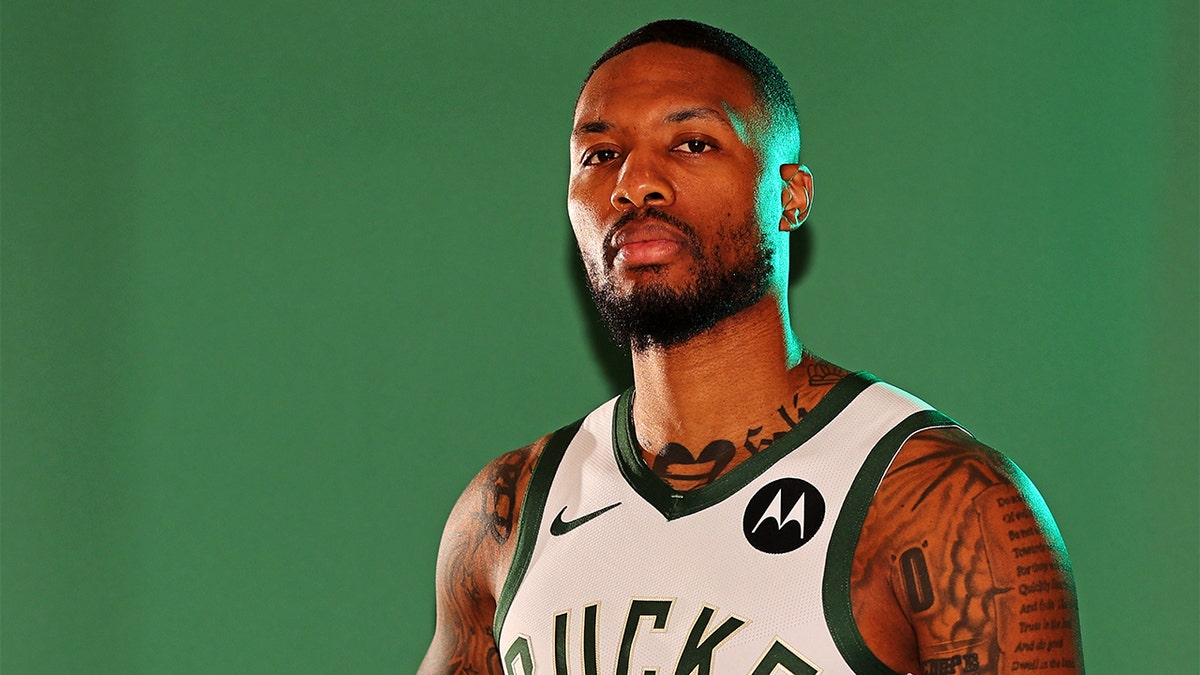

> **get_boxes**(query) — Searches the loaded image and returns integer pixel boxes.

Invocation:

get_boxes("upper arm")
[854,427,1083,674]
[418,440,545,675]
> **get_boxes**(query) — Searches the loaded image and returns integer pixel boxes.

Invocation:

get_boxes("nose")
[610,151,674,211]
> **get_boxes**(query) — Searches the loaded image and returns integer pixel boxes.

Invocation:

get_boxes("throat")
[633,352,850,491]
[636,391,812,491]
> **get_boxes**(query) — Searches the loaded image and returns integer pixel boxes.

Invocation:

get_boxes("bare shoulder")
[881,427,1071,575]
[457,439,550,572]
[417,434,551,675]
[882,426,1046,514]
[853,427,1083,674]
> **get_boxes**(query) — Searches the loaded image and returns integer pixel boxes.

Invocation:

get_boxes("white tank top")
[495,373,961,675]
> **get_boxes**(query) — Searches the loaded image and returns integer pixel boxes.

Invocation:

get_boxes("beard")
[584,208,774,353]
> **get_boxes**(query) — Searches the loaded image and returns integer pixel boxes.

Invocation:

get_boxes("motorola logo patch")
[742,478,826,554]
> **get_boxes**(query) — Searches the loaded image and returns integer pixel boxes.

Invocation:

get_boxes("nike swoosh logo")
[549,502,621,536]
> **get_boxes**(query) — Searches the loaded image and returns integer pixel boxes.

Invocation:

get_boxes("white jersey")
[495,373,962,675]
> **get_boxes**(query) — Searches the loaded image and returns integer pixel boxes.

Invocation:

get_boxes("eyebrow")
[662,106,729,126]
[572,106,733,138]
[573,120,613,137]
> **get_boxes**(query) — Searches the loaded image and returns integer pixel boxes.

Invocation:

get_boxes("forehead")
[574,43,758,126]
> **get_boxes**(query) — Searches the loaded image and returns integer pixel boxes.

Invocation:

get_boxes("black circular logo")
[742,477,826,554]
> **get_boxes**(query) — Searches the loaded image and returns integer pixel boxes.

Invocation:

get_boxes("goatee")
[585,210,774,352]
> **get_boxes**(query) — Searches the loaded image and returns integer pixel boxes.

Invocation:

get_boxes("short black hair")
[582,19,800,160]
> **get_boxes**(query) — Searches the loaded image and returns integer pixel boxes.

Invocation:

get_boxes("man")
[420,19,1082,675]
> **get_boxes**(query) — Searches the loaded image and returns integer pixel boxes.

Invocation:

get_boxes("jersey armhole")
[822,409,963,675]
[492,416,586,641]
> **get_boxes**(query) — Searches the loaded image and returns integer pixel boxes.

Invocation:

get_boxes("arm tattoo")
[885,452,1008,659]
[482,447,531,544]
[855,432,1081,674]
[970,482,1080,672]
[901,448,1002,510]
[423,446,536,675]
[434,509,504,672]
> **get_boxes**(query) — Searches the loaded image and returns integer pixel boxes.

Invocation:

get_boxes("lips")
[609,220,689,267]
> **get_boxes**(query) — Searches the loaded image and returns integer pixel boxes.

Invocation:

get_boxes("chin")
[611,261,696,291]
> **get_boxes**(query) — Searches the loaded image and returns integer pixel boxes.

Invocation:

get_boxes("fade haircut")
[582,19,801,162]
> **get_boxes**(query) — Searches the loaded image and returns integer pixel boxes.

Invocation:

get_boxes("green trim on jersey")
[493,416,586,641]
[822,409,961,674]
[612,372,878,521]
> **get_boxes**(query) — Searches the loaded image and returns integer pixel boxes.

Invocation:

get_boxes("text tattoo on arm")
[857,432,1082,674]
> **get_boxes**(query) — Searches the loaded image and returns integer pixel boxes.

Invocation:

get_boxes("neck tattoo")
[639,390,812,491]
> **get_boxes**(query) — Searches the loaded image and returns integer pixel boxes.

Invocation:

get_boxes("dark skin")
[421,369,1081,675]
[640,356,845,489]
[421,358,1081,675]
[852,426,1081,673]
[419,43,1081,674]
[423,445,536,675]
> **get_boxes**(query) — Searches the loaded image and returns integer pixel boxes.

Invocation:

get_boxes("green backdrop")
[4,2,1196,672]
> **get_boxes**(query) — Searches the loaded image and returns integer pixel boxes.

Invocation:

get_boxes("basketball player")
[419,20,1082,675]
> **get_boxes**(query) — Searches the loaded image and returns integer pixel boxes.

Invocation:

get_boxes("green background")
[4,1,1196,672]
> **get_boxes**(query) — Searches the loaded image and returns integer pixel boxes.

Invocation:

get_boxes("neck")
[628,292,805,453]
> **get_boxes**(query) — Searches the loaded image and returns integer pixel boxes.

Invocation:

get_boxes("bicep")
[419,483,505,675]
[906,466,1082,673]
[419,445,540,675]
[420,506,504,667]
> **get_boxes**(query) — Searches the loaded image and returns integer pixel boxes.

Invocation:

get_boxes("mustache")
[606,207,702,253]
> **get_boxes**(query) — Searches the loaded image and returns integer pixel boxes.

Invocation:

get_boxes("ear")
[778,164,813,232]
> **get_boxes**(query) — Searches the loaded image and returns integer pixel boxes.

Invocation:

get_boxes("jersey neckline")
[612,371,879,521]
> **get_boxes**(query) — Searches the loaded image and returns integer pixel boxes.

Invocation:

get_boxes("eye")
[582,148,620,166]
[674,139,716,154]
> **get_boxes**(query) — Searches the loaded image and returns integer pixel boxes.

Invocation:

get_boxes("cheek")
[567,175,608,214]
[753,178,779,231]
[707,177,762,224]
[567,195,607,269]
[708,202,767,266]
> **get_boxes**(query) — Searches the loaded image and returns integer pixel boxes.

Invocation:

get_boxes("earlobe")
[778,164,813,232]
